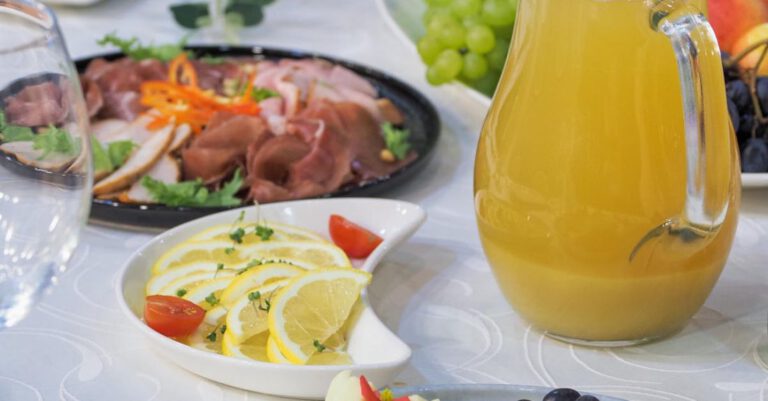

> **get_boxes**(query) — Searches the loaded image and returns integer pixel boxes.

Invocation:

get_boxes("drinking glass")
[0,0,92,328]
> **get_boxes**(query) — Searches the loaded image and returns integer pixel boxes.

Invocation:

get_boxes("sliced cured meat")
[81,77,104,118]
[182,113,273,183]
[122,154,180,203]
[93,122,174,195]
[4,81,68,127]
[168,123,192,152]
[0,141,75,172]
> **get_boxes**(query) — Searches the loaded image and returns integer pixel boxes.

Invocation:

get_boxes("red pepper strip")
[360,376,381,401]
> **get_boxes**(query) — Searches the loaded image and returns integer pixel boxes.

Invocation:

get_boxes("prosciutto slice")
[4,81,68,127]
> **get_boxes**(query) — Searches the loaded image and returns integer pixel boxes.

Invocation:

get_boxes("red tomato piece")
[359,376,381,401]
[329,214,383,259]
[144,295,205,338]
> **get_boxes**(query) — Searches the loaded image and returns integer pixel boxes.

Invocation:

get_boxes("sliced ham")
[93,123,174,195]
[122,155,180,203]
[4,81,68,127]
[182,113,272,184]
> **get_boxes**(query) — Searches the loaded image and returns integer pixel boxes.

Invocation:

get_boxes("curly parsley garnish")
[381,122,411,161]
[255,225,274,241]
[97,33,187,62]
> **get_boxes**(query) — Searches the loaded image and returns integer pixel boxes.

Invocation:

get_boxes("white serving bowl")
[116,198,426,399]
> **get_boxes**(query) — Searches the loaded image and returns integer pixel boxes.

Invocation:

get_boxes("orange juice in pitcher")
[474,0,739,344]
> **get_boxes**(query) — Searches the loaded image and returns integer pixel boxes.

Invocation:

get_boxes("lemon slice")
[222,330,270,361]
[266,336,293,364]
[153,240,249,274]
[220,263,304,307]
[268,268,371,364]
[182,277,236,310]
[225,281,286,344]
[158,270,237,297]
[146,262,238,295]
[186,306,227,353]
[241,241,351,268]
[266,335,352,365]
[191,221,326,244]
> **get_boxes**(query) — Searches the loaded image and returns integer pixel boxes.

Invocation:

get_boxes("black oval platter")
[65,45,441,230]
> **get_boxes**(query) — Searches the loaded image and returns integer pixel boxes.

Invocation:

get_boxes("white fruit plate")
[117,198,426,399]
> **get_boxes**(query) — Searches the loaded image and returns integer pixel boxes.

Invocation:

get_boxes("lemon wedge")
[240,241,351,268]
[152,240,248,274]
[186,305,227,353]
[225,280,286,344]
[268,268,371,364]
[158,270,236,297]
[182,276,236,310]
[146,261,238,295]
[267,335,352,365]
[222,330,270,361]
[191,221,326,244]
[219,263,304,307]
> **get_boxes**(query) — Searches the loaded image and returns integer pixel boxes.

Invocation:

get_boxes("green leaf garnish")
[258,298,271,312]
[220,324,227,334]
[224,247,235,255]
[141,168,243,207]
[2,126,35,142]
[91,137,112,173]
[107,140,137,167]
[205,293,219,306]
[381,123,411,161]
[251,87,281,102]
[33,125,77,159]
[255,225,274,241]
[97,33,187,62]
[229,227,246,244]
[248,291,261,302]
[176,288,188,297]
[206,331,217,342]
[225,0,265,26]
[313,339,326,352]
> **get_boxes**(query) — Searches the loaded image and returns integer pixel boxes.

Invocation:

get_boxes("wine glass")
[0,0,92,328]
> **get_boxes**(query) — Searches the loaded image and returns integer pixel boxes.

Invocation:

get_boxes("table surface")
[4,1,768,400]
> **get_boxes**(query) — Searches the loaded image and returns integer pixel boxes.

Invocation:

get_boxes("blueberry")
[575,396,600,401]
[727,98,740,133]
[543,388,581,401]
[757,78,768,115]
[726,80,751,112]
[742,137,768,172]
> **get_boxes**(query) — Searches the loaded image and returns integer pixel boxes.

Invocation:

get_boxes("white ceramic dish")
[116,198,426,399]
[392,383,629,401]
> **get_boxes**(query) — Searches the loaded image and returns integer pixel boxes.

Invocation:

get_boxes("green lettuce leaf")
[141,168,243,207]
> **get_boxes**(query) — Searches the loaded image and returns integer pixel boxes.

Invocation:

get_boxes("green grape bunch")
[417,0,518,96]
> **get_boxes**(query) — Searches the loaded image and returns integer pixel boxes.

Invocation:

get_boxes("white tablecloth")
[3,1,768,400]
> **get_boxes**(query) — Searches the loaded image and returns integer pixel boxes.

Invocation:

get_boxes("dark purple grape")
[727,99,740,133]
[726,80,750,112]
[738,113,756,143]
[543,388,581,401]
[575,396,600,401]
[742,137,768,172]
[721,52,740,82]
[756,78,768,115]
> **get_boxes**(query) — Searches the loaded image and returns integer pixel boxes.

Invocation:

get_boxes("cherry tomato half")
[329,215,383,259]
[144,295,205,338]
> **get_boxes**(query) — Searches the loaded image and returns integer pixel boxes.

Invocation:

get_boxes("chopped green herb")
[206,331,217,342]
[237,259,264,275]
[236,210,245,222]
[97,33,188,62]
[205,293,219,306]
[251,87,281,102]
[229,227,246,244]
[214,263,224,278]
[258,298,271,312]
[313,339,327,352]
[33,125,77,159]
[381,123,411,161]
[141,168,243,207]
[224,247,235,255]
[255,225,274,241]
[176,288,188,297]
[248,291,261,302]
[220,324,227,334]
[199,55,226,65]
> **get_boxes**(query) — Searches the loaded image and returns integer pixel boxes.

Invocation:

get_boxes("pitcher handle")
[631,5,729,260]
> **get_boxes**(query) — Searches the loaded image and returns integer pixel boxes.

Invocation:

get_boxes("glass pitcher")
[474,0,740,345]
